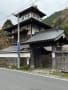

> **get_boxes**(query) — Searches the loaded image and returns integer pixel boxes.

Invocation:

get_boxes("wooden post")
[52,46,56,70]
[30,48,35,69]
[27,58,30,65]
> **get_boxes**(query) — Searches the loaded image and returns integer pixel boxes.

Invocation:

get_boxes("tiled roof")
[24,30,64,44]
[0,45,29,53]
[15,6,46,17]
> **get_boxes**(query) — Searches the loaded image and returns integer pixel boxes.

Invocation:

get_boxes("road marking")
[0,68,68,82]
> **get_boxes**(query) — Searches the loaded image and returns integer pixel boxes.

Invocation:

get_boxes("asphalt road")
[0,69,68,90]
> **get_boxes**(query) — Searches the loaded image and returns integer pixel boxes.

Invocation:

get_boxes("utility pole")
[17,14,20,69]
[12,13,20,69]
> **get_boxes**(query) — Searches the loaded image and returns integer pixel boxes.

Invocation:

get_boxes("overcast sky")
[0,0,68,27]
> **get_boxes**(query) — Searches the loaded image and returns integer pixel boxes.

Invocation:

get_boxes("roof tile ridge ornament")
[32,0,38,7]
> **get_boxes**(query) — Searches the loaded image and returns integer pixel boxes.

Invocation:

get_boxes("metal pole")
[17,15,20,69]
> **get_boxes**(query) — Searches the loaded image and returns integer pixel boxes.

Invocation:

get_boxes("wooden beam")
[30,48,35,68]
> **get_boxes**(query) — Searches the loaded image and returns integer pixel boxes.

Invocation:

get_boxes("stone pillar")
[52,46,56,70]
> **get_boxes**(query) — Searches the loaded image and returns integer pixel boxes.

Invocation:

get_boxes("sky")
[0,0,68,27]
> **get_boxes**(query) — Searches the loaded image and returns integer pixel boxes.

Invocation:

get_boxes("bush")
[7,65,17,69]
[7,65,32,71]
[19,65,32,71]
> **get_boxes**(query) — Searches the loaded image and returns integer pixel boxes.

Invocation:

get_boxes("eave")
[4,18,52,32]
[15,6,46,18]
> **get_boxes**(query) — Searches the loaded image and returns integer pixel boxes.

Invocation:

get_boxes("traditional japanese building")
[4,6,51,44]
[0,5,68,71]
[0,6,51,67]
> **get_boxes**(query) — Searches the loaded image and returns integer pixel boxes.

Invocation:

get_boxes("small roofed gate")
[30,46,52,68]
[24,30,66,69]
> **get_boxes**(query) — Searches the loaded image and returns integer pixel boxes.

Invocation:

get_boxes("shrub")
[19,65,32,71]
[8,65,17,69]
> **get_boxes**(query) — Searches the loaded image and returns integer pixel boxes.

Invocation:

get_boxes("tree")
[2,19,13,29]
[54,17,62,29]
[0,19,13,49]
[0,30,10,49]
[61,24,68,36]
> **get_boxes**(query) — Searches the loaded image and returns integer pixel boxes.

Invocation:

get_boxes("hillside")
[43,8,68,36]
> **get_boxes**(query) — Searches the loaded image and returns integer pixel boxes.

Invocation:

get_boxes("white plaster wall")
[0,53,30,58]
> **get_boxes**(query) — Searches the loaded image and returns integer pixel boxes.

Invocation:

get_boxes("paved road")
[0,69,68,90]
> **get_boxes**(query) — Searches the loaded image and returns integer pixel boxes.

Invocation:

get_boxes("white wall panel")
[0,53,30,58]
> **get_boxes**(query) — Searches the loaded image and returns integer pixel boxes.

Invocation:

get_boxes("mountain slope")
[43,8,68,36]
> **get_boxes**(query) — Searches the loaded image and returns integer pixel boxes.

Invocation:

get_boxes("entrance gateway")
[23,29,67,70]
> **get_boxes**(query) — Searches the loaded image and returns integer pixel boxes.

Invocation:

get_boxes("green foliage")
[2,19,13,29]
[43,8,68,36]
[50,70,68,78]
[7,65,17,69]
[19,65,32,71]
[0,30,10,49]
[50,70,62,76]
[61,24,68,36]
[7,65,32,71]
[62,73,68,78]
[43,10,63,26]
[0,30,8,38]
[0,19,12,49]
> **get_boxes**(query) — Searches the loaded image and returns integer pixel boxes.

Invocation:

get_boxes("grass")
[7,65,32,71]
[50,70,62,75]
[7,65,17,69]
[61,72,68,78]
[18,65,32,71]
[7,66,68,78]
[49,70,68,78]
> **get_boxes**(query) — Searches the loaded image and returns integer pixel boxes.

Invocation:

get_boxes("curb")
[0,68,68,82]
